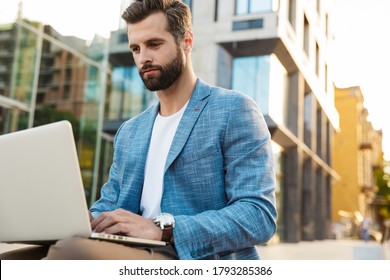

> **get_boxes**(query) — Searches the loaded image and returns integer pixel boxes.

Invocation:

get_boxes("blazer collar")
[190,78,211,101]
[135,79,211,173]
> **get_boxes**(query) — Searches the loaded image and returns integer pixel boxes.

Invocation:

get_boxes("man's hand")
[90,208,163,241]
[88,211,94,222]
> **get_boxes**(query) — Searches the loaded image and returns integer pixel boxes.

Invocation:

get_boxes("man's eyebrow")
[129,37,166,48]
[145,37,166,44]
[128,43,138,49]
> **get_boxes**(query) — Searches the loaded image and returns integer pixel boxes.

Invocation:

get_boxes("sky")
[0,0,122,40]
[332,0,390,159]
[1,0,390,159]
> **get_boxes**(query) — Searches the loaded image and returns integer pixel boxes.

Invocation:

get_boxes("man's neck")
[157,69,197,116]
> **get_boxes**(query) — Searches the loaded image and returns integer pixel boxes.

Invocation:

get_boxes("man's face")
[127,13,185,91]
[139,45,184,91]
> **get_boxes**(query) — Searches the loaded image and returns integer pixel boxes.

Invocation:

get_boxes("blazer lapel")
[128,104,159,181]
[164,79,211,172]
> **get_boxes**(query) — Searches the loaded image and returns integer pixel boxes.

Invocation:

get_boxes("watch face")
[157,213,174,226]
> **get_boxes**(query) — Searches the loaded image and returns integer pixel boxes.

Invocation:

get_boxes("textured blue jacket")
[90,79,277,260]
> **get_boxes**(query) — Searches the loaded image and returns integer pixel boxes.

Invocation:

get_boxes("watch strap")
[161,225,173,243]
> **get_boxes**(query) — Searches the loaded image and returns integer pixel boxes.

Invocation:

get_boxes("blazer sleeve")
[173,94,278,259]
[89,123,126,218]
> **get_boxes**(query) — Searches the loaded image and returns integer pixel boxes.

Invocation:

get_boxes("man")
[1,0,277,260]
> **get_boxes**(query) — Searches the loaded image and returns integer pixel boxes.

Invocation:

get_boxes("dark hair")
[122,0,192,43]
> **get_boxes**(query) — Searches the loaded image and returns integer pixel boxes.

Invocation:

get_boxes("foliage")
[374,162,390,220]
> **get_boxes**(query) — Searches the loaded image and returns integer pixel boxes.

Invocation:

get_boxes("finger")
[90,212,105,230]
[91,209,136,232]
[92,212,123,232]
[103,223,131,236]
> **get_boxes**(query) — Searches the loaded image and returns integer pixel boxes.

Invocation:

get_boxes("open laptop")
[0,121,166,247]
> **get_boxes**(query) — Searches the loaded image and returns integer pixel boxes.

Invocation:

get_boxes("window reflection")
[109,65,154,120]
[232,55,270,114]
[236,0,273,15]
[232,55,288,125]
[0,20,105,205]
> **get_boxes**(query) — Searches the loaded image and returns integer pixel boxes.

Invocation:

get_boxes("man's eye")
[150,42,161,48]
[131,47,139,53]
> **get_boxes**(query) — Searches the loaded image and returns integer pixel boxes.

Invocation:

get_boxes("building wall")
[332,87,361,221]
[332,86,383,227]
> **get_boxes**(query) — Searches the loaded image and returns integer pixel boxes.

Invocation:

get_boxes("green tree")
[373,162,390,240]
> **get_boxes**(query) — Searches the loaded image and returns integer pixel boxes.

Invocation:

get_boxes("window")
[317,0,321,14]
[326,120,331,165]
[304,92,313,147]
[324,64,328,93]
[303,14,310,57]
[233,19,264,30]
[232,55,288,124]
[316,108,322,157]
[315,42,320,76]
[232,56,270,112]
[288,0,296,30]
[183,0,192,10]
[325,13,329,38]
[215,0,219,21]
[236,0,273,15]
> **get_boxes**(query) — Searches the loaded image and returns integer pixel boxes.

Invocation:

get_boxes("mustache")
[140,64,163,75]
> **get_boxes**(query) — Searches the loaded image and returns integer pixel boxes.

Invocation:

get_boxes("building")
[107,0,339,242]
[0,17,107,204]
[332,86,383,236]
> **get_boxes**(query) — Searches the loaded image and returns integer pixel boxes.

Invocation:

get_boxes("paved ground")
[257,239,390,260]
[1,239,389,260]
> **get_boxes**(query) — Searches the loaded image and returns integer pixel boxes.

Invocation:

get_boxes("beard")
[139,46,185,91]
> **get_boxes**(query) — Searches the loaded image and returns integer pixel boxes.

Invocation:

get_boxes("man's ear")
[182,31,194,52]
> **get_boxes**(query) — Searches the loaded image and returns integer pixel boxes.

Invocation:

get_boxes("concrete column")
[302,158,315,240]
[284,147,303,242]
[286,71,303,138]
[325,175,332,239]
[315,167,327,240]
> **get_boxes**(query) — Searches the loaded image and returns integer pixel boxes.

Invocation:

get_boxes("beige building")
[332,86,383,230]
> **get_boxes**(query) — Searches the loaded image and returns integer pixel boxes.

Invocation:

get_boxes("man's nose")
[138,48,152,65]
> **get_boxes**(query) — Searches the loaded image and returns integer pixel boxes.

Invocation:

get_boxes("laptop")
[0,121,166,247]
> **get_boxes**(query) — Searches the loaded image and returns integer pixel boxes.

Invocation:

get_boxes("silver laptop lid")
[0,121,91,243]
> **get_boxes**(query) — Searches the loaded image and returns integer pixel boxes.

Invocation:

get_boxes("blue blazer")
[90,79,277,260]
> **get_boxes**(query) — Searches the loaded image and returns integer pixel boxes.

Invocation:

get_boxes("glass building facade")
[108,66,155,121]
[0,19,107,205]
[232,54,288,126]
[235,0,275,15]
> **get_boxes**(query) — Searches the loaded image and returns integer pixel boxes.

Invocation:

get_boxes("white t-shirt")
[140,103,188,218]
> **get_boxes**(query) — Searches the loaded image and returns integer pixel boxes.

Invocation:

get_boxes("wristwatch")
[154,213,175,243]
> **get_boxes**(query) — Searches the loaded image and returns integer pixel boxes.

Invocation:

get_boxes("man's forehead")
[127,13,170,43]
